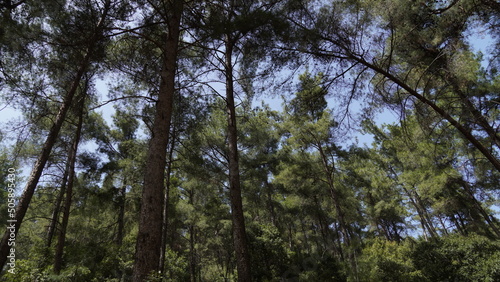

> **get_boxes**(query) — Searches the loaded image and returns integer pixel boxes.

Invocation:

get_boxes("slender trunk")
[132,1,182,280]
[265,180,277,228]
[224,36,252,282]
[46,157,71,248]
[414,191,438,238]
[351,56,500,173]
[450,214,466,235]
[446,72,500,149]
[0,18,106,270]
[53,93,85,274]
[159,127,177,273]
[404,187,437,239]
[299,217,311,253]
[116,181,127,246]
[316,141,351,247]
[115,180,127,281]
[313,196,328,250]
[438,215,449,235]
[189,224,196,282]
[0,1,110,269]
[461,182,500,237]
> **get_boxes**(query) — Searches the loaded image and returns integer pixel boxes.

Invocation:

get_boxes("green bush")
[358,238,423,282]
[411,234,500,281]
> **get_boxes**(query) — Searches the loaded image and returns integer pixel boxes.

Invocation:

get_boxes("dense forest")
[0,0,499,281]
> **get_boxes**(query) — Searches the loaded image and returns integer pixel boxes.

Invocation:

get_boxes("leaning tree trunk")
[0,8,108,267]
[348,55,500,173]
[53,92,86,274]
[46,154,72,248]
[224,36,252,282]
[132,1,183,280]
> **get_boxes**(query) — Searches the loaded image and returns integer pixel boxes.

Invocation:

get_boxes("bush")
[411,234,500,281]
[358,238,424,282]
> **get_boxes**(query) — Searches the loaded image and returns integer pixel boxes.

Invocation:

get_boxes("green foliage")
[248,224,290,280]
[281,251,347,281]
[411,234,500,282]
[358,238,423,282]
[144,249,188,282]
[358,234,500,282]
[1,0,499,281]
[289,71,328,121]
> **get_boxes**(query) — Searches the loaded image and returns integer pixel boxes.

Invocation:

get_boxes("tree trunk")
[224,36,252,282]
[403,186,438,239]
[445,70,500,149]
[316,141,351,247]
[159,127,177,273]
[132,1,182,280]
[46,156,71,248]
[0,0,110,269]
[116,181,127,246]
[0,6,108,267]
[53,92,86,274]
[265,180,277,228]
[189,224,196,282]
[461,181,500,238]
[350,55,500,173]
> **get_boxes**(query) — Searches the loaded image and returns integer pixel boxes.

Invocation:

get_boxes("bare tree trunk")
[46,156,71,248]
[402,186,438,239]
[53,92,86,274]
[265,180,277,228]
[224,36,252,282]
[159,127,177,273]
[116,181,127,246]
[132,1,183,280]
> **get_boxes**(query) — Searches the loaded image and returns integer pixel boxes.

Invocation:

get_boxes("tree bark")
[46,155,71,248]
[224,36,252,282]
[132,1,183,280]
[116,181,127,246]
[159,127,177,273]
[53,92,85,274]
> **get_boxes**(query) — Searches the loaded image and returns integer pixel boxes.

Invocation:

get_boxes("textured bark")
[225,36,252,282]
[132,1,183,280]
[53,93,85,274]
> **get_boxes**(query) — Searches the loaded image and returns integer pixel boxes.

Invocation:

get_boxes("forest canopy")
[0,0,499,281]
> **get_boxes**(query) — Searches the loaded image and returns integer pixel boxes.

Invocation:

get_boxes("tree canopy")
[0,0,499,281]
